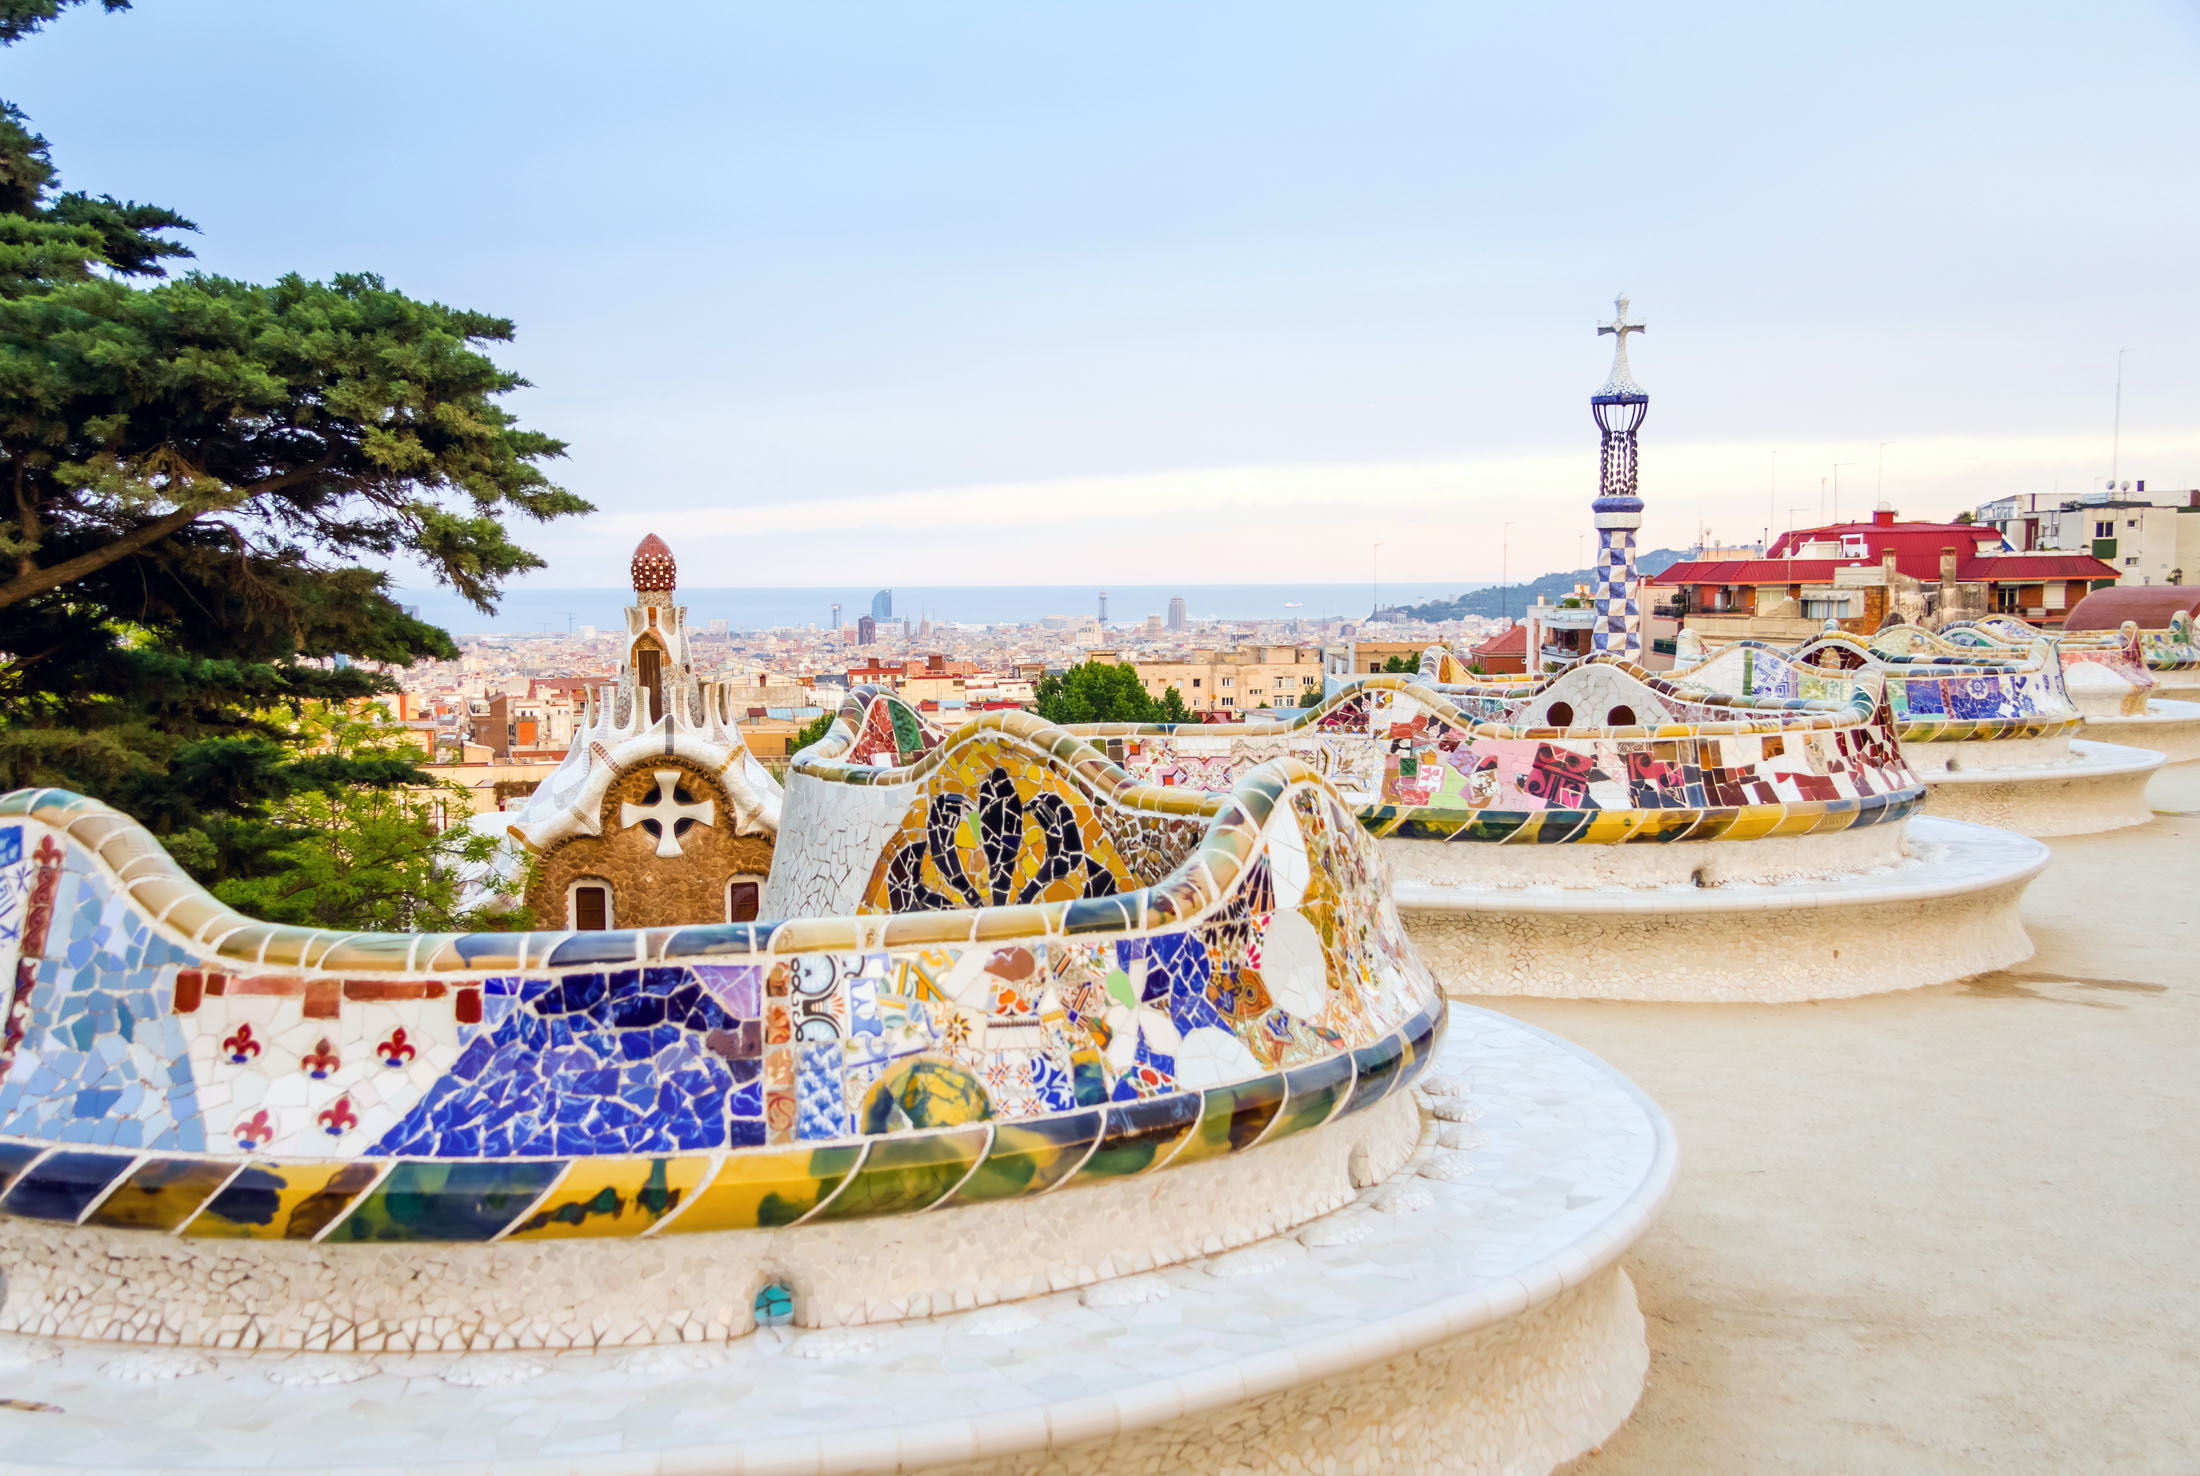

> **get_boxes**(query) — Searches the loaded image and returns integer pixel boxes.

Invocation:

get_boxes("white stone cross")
[1597,292,1646,395]
[620,768,715,858]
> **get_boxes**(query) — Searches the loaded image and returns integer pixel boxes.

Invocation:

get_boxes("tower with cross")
[1589,293,1649,661]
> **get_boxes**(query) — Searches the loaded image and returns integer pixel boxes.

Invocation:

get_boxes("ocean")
[392,582,1487,636]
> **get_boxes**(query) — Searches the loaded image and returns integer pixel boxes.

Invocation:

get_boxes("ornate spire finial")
[1595,291,1646,400]
[630,533,676,594]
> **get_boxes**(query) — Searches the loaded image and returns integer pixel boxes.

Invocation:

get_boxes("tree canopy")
[1032,662,1194,726]
[0,3,586,920]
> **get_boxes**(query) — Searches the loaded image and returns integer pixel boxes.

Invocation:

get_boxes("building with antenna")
[1975,485,2200,588]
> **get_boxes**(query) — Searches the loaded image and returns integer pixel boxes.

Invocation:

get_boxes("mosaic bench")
[1938,617,2200,765]
[0,741,1675,1475]
[794,673,2041,1004]
[1678,627,2169,837]
[0,756,1441,1354]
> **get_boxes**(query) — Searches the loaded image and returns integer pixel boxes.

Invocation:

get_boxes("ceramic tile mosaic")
[842,658,1927,847]
[0,741,1441,1244]
[1940,617,2165,716]
[1670,629,2087,743]
[0,1010,1672,1475]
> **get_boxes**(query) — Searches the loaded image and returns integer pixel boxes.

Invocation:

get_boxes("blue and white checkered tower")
[1589,293,1649,660]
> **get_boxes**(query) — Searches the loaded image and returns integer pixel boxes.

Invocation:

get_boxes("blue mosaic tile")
[794,1039,850,1141]
[370,966,749,1158]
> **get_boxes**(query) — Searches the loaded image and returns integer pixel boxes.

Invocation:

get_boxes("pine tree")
[0,1,588,912]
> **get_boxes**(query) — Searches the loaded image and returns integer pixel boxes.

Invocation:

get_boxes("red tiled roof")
[1963,555,2118,580]
[1764,518,1999,560]
[1649,521,2116,587]
[1651,559,1847,584]
[1471,624,1527,656]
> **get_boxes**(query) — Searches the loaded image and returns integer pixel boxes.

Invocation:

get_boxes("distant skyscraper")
[1145,614,1163,637]
[1167,596,1188,632]
[871,589,893,621]
[1098,589,1108,623]
[830,602,842,630]
[1589,293,1649,661]
[856,614,877,646]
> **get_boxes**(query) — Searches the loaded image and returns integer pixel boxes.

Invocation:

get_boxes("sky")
[10,1,2200,594]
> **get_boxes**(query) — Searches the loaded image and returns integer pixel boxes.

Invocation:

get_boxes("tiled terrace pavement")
[1504,763,2200,1475]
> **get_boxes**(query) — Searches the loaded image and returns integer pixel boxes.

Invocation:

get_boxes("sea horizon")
[394,581,1493,636]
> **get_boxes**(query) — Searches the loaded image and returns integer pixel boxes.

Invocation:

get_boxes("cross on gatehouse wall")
[620,768,715,858]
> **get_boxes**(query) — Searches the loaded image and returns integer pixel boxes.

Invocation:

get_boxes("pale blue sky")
[12,1,2200,589]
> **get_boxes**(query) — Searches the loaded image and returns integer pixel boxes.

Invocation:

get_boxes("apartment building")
[1649,504,2117,638]
[1098,644,1325,715]
[1976,487,2200,588]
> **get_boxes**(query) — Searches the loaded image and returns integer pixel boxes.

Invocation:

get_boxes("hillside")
[1384,548,1688,621]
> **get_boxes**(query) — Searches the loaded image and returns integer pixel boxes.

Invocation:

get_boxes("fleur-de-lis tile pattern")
[0,718,1441,1243]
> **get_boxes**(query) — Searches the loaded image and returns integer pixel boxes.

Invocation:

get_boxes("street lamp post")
[1501,522,1513,621]
[2112,348,2130,485]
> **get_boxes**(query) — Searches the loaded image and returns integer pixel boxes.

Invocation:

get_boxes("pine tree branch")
[0,459,334,611]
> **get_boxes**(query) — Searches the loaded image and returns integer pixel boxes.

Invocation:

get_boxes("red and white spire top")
[630,533,677,594]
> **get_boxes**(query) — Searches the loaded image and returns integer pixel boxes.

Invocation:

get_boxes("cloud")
[543,428,2200,587]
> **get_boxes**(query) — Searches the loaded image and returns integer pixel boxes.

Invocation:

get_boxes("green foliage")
[791,708,838,754]
[206,706,507,933]
[0,0,129,46]
[0,7,585,930]
[1379,654,1417,673]
[1032,662,1193,725]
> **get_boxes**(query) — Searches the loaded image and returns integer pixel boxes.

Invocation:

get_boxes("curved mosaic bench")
[0,1009,1672,1476]
[0,765,1442,1353]
[2136,611,2200,702]
[806,668,2042,1003]
[1939,617,2200,765]
[1739,627,2168,837]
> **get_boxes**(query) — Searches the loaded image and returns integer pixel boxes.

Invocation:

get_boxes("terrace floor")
[1487,763,2200,1474]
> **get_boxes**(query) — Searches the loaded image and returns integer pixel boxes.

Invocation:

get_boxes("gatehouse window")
[727,878,761,923]
[569,881,613,931]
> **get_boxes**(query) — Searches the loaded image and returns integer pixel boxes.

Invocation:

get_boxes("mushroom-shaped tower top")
[631,533,677,593]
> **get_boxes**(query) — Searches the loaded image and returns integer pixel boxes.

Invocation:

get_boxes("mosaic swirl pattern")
[0,756,1441,1243]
